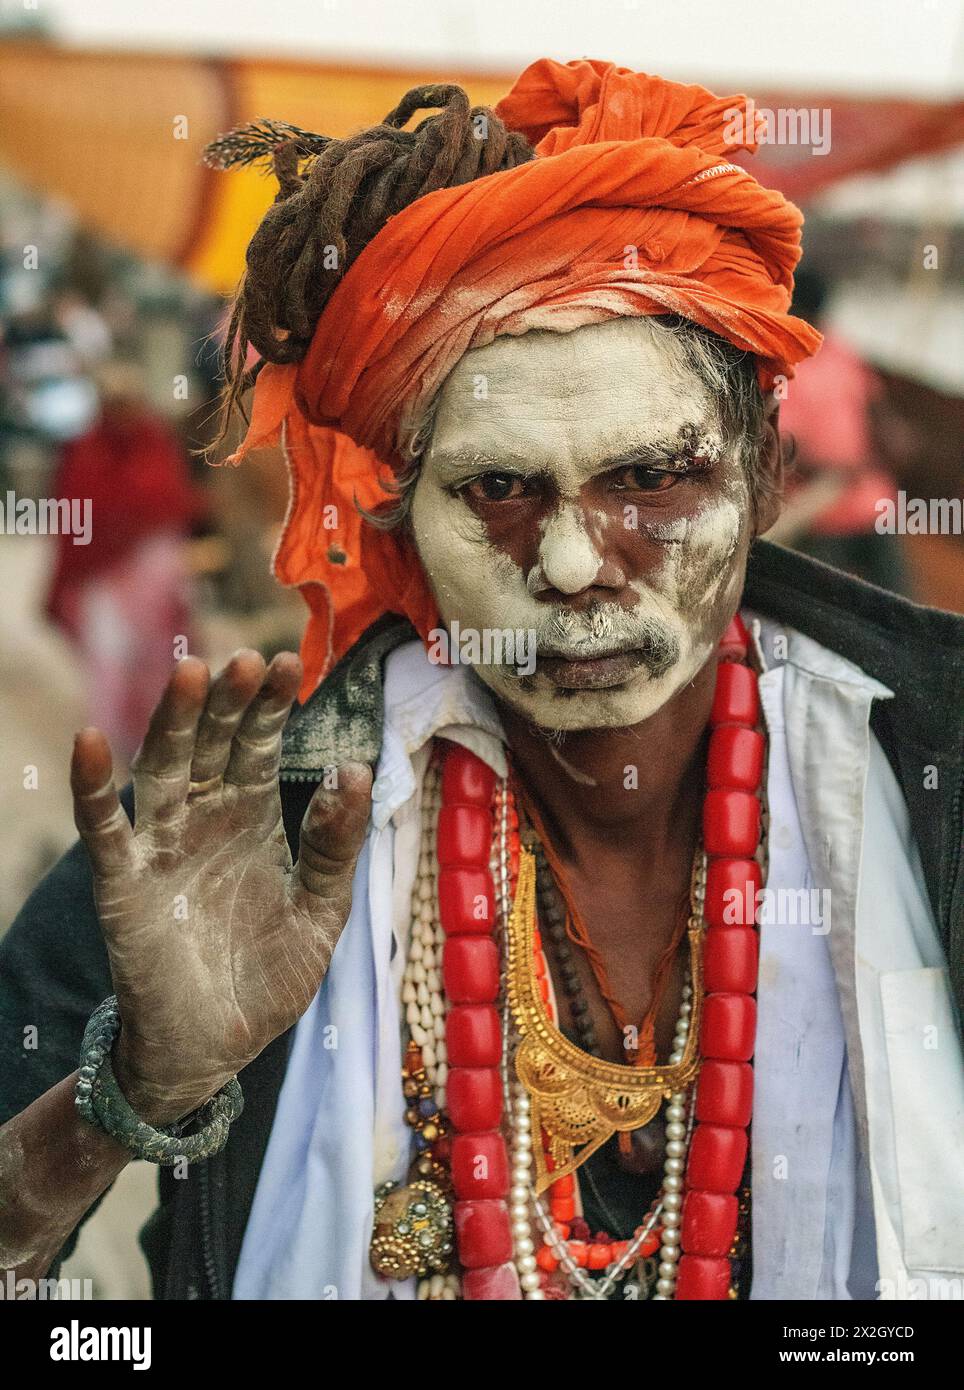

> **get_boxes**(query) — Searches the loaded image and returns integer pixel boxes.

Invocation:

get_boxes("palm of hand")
[72,651,370,1120]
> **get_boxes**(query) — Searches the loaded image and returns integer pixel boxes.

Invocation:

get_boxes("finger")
[130,657,210,822]
[223,651,302,790]
[292,763,373,916]
[71,727,135,879]
[187,649,267,789]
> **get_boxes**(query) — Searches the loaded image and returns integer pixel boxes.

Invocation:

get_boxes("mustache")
[528,603,680,679]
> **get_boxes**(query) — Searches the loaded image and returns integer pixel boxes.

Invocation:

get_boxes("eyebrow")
[428,427,715,485]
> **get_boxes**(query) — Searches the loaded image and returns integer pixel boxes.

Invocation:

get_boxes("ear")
[752,397,784,538]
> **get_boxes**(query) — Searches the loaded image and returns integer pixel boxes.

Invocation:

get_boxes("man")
[771,268,904,592]
[45,359,205,762]
[1,59,962,1302]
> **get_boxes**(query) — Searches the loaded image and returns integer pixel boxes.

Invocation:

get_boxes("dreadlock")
[202,85,536,458]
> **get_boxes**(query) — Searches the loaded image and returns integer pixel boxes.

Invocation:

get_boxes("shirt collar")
[358,615,895,830]
[370,641,507,828]
[746,609,894,701]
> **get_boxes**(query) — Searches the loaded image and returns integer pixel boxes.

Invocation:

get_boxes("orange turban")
[226,58,822,699]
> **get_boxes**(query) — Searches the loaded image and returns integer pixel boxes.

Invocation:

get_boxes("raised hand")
[70,650,371,1125]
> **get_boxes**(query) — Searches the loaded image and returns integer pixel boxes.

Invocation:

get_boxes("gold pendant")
[370,1179,454,1280]
[505,846,705,1193]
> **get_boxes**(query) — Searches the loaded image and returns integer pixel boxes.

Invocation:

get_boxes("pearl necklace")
[496,780,703,1300]
[402,770,699,1301]
[401,760,447,1111]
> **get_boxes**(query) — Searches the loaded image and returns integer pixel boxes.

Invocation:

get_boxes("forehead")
[426,317,716,472]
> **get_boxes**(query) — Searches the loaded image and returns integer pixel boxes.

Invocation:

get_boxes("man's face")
[410,317,764,732]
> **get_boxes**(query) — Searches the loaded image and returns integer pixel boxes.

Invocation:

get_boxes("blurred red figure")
[776,269,905,592]
[46,362,205,760]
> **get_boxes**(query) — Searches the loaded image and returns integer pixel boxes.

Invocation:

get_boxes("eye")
[462,472,527,502]
[612,464,680,493]
[611,453,712,494]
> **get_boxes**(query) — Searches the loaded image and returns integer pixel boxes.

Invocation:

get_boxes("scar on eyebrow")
[676,422,726,463]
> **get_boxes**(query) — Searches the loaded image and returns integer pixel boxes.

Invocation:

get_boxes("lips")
[535,648,648,690]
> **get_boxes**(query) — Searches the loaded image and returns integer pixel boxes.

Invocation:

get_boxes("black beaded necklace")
[532,839,602,1056]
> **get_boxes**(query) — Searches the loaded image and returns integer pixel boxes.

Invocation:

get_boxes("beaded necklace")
[371,614,765,1300]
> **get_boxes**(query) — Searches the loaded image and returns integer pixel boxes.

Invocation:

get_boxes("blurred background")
[0,0,962,1297]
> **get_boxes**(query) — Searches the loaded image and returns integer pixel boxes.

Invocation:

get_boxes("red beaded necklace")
[435,613,764,1300]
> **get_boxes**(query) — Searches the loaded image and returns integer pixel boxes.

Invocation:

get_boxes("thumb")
[291,762,373,913]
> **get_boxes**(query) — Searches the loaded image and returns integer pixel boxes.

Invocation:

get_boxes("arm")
[0,1076,132,1282]
[0,650,371,1282]
[0,1036,203,1284]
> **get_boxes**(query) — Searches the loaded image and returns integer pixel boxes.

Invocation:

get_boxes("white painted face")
[409,317,755,732]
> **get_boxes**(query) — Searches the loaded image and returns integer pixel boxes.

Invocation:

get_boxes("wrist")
[111,1041,218,1128]
[75,997,244,1165]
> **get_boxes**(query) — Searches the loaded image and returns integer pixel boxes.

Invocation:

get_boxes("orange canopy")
[226,58,823,698]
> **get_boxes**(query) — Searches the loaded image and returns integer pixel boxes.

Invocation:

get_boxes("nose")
[527,505,627,600]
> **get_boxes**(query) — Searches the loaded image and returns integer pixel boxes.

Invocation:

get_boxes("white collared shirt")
[233,617,964,1301]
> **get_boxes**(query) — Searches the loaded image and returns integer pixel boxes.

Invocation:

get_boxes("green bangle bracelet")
[75,996,243,1165]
